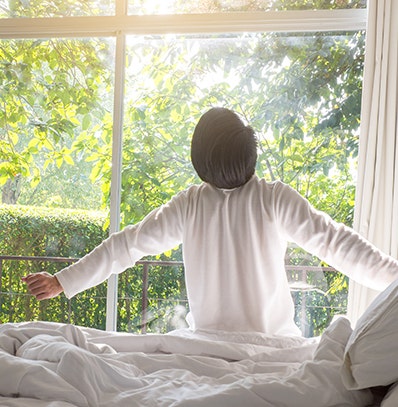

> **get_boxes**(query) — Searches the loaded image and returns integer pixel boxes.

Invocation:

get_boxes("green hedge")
[0,204,338,336]
[0,204,109,328]
[0,204,188,332]
[0,204,108,258]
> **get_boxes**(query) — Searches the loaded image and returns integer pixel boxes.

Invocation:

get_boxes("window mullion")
[115,0,128,16]
[0,9,367,39]
[106,31,126,331]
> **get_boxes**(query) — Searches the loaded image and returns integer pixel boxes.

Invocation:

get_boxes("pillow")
[342,278,398,390]
[381,383,398,407]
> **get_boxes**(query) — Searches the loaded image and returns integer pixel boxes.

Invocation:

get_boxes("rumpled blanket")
[0,318,373,406]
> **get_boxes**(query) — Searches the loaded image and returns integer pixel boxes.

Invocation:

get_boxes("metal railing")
[0,254,344,336]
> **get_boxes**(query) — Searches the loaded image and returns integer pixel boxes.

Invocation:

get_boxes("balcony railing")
[0,254,346,337]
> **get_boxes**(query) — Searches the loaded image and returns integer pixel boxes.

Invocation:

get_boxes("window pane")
[0,38,115,327]
[0,0,114,18]
[129,0,366,15]
[119,31,364,334]
[122,31,363,224]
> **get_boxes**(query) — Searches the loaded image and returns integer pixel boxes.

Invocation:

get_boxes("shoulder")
[261,178,302,198]
[244,175,290,195]
[247,177,309,216]
[163,183,208,213]
[172,183,207,201]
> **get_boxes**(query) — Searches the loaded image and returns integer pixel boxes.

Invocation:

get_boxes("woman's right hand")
[22,272,64,300]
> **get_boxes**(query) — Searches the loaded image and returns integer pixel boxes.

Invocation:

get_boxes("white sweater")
[56,176,398,335]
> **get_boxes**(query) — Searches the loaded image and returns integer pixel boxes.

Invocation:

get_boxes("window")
[0,37,114,209]
[128,0,366,14]
[0,0,366,335]
[0,37,114,326]
[0,0,114,17]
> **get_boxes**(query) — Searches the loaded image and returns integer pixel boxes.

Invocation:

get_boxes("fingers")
[22,272,63,300]
[22,272,48,299]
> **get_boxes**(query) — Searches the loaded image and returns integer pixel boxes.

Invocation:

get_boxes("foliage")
[0,32,363,224]
[117,260,188,333]
[0,6,365,334]
[0,204,188,332]
[0,37,114,209]
[0,204,109,326]
[1,0,113,17]
[129,0,366,14]
[1,0,366,18]
[0,204,108,257]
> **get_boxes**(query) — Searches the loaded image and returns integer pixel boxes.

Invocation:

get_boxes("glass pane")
[129,0,366,15]
[118,31,364,334]
[0,0,114,18]
[0,38,115,328]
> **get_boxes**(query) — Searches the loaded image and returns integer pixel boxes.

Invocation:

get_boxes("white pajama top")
[56,176,398,336]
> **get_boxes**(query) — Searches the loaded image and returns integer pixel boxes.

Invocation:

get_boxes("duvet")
[0,318,375,406]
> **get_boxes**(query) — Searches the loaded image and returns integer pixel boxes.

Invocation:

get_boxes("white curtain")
[347,0,398,325]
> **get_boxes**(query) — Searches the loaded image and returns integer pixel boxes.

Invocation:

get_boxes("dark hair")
[190,107,257,189]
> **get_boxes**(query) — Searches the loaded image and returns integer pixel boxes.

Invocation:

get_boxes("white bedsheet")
[0,318,374,406]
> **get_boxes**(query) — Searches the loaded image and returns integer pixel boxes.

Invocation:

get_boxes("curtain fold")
[347,0,398,325]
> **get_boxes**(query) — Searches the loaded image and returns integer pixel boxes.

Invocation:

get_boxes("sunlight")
[131,0,177,15]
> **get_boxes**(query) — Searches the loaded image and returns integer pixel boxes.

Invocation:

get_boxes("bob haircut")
[191,107,257,189]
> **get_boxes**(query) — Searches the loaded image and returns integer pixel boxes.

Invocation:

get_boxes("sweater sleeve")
[272,181,398,291]
[55,192,186,298]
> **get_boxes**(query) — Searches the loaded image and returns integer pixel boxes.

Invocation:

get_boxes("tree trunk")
[1,176,21,204]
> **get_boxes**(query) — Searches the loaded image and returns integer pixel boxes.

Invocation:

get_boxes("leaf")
[43,159,51,171]
[43,139,53,150]
[56,157,63,168]
[82,114,91,130]
[63,155,74,165]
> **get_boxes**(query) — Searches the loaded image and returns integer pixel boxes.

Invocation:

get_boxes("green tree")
[110,32,362,228]
[129,0,366,14]
[1,12,365,334]
[0,38,114,209]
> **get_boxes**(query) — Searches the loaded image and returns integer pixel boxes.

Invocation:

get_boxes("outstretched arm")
[273,182,398,291]
[36,192,185,299]
[22,272,64,300]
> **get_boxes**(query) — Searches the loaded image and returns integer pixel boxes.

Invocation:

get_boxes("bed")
[2,279,398,407]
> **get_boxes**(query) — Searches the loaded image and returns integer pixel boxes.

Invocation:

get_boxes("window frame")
[0,3,368,331]
[0,9,367,38]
